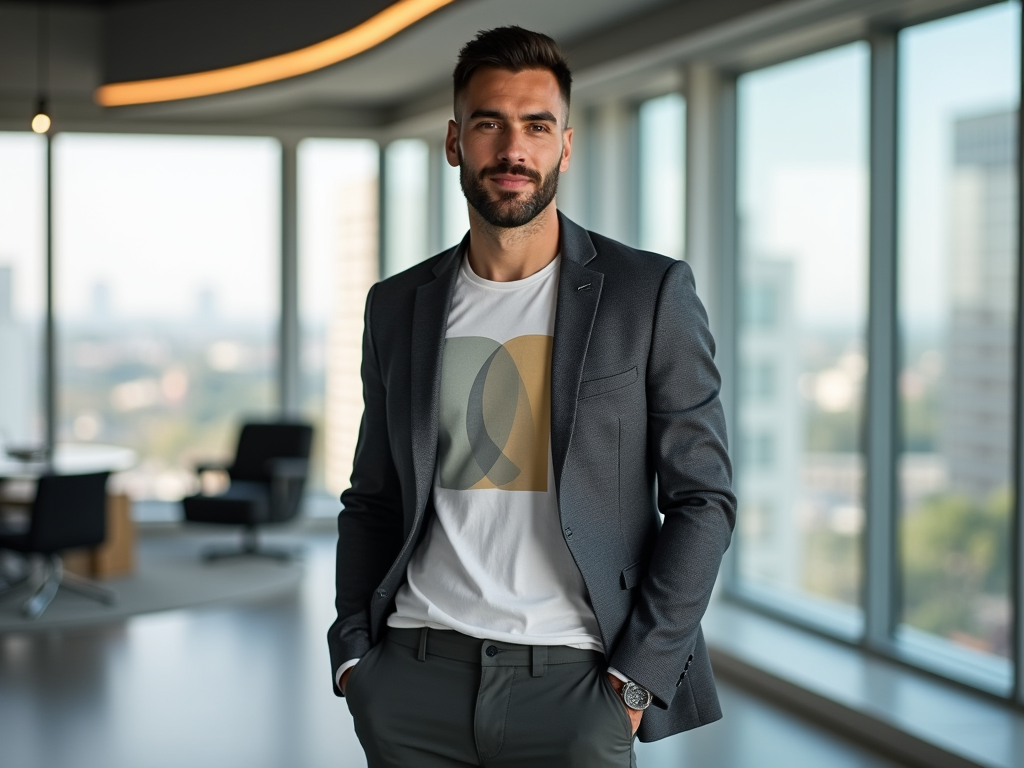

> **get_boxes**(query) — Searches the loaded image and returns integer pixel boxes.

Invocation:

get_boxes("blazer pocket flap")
[579,366,638,400]
[620,559,647,590]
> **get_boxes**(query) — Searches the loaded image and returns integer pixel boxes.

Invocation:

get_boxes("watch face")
[622,681,651,710]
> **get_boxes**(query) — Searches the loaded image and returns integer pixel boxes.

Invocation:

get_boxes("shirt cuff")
[606,666,631,684]
[335,658,360,690]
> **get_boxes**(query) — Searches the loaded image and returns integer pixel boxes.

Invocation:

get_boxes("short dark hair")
[453,26,572,121]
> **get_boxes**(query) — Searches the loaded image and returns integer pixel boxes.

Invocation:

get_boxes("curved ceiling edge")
[95,0,458,107]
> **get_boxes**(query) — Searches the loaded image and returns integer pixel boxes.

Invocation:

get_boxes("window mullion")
[863,29,899,653]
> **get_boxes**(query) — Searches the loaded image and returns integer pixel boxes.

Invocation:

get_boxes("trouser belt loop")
[531,645,547,677]
[417,627,429,662]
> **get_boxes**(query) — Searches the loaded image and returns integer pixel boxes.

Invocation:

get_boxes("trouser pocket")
[598,669,635,742]
[344,640,382,711]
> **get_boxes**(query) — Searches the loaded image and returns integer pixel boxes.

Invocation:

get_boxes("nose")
[496,129,527,166]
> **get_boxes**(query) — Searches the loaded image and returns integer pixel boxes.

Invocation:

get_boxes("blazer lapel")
[551,214,603,493]
[410,241,464,523]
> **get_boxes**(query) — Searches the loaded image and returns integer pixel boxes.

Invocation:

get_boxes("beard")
[459,152,561,229]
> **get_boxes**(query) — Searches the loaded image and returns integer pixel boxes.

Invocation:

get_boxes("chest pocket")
[578,366,638,400]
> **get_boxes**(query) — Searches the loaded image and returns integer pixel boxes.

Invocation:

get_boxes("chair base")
[0,551,31,595]
[21,556,117,619]
[200,527,302,563]
[0,571,31,597]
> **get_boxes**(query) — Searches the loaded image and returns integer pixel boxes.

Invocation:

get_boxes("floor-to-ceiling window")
[722,0,1024,699]
[0,133,45,451]
[298,138,379,502]
[735,43,870,629]
[443,158,470,251]
[638,92,686,260]
[54,134,280,507]
[896,1,1020,688]
[383,139,430,278]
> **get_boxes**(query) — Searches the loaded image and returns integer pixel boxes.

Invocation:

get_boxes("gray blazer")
[328,212,736,742]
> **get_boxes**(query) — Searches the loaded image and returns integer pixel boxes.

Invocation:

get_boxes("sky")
[54,133,281,322]
[0,132,46,320]
[738,41,870,329]
[737,1,1020,330]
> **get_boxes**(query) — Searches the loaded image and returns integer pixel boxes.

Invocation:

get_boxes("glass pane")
[0,133,45,450]
[384,139,429,277]
[298,138,379,501]
[897,2,1020,667]
[638,93,685,259]
[736,44,869,618]
[443,158,470,250]
[54,134,280,507]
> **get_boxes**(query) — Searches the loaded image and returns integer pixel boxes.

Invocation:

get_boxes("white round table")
[0,443,137,478]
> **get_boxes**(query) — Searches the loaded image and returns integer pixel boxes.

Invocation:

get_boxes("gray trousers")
[346,628,638,768]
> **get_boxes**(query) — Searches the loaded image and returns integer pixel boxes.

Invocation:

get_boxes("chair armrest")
[265,457,309,479]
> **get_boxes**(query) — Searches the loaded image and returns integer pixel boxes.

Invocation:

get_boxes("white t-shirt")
[387,253,603,651]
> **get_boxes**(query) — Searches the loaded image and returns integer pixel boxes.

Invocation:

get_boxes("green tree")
[901,489,1010,654]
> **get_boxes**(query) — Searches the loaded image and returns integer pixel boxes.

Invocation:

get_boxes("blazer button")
[377,589,389,598]
[564,526,573,538]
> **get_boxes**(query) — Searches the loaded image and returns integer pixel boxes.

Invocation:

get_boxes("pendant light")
[31,4,50,134]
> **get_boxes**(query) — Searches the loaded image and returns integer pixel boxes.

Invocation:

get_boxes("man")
[328,26,735,767]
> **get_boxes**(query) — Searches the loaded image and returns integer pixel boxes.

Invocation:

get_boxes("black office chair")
[0,472,116,619]
[183,422,313,561]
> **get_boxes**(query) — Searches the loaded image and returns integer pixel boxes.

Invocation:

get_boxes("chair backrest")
[29,472,110,554]
[230,422,314,482]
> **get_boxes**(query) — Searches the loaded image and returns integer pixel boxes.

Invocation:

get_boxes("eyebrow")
[523,111,559,123]
[468,108,559,124]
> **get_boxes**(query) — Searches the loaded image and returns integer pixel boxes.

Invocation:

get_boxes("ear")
[445,120,460,168]
[559,126,573,174]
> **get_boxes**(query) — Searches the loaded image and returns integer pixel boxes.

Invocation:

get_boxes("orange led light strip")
[95,0,457,107]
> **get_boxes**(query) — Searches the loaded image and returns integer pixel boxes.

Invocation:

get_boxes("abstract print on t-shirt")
[438,334,552,492]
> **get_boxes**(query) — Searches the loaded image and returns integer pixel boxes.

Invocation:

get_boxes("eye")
[529,124,549,133]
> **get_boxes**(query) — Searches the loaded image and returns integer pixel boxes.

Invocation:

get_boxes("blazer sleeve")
[327,283,404,696]
[607,259,736,709]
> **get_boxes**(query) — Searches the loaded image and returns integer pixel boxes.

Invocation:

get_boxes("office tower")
[324,177,379,495]
[739,257,803,590]
[943,110,1017,498]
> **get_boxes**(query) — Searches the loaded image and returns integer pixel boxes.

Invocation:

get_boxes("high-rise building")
[943,110,1017,498]
[324,178,379,495]
[738,257,803,590]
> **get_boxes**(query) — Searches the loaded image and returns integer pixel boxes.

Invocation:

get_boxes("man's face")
[447,67,572,229]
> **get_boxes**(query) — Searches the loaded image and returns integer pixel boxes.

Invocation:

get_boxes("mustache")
[479,162,542,183]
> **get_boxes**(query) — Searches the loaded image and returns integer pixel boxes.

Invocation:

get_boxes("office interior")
[0,0,1022,766]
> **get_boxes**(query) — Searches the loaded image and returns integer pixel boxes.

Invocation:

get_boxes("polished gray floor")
[0,528,907,768]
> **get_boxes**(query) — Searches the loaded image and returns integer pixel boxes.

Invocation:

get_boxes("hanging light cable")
[31,3,50,134]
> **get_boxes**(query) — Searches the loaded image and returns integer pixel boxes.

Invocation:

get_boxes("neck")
[465,201,560,282]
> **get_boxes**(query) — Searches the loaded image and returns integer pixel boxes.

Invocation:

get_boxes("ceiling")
[0,0,998,135]
[114,0,679,118]
[0,0,684,130]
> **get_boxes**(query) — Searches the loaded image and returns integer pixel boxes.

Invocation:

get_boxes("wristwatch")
[620,680,653,711]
